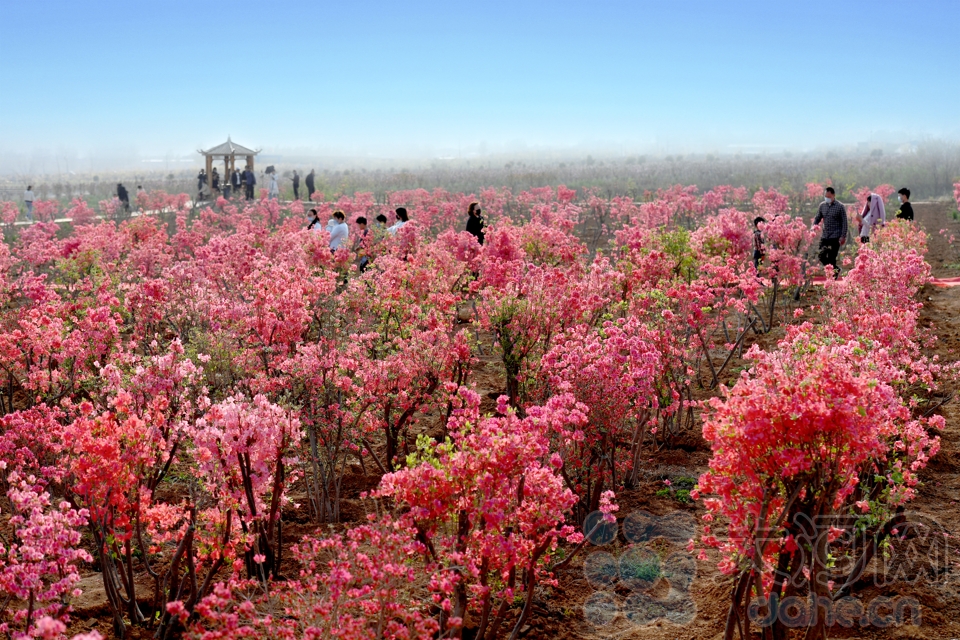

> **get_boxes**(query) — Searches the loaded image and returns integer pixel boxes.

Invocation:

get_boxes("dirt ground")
[63,202,960,639]
[521,202,960,640]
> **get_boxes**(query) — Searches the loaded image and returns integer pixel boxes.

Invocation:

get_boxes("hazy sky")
[1,0,959,160]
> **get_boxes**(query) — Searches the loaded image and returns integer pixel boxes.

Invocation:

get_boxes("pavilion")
[198,137,260,187]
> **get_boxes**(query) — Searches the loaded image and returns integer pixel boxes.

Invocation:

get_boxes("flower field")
[0,184,958,640]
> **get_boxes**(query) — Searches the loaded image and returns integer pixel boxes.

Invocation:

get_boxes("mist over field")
[4,141,960,208]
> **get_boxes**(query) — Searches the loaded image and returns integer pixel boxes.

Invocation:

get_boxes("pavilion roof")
[200,137,259,156]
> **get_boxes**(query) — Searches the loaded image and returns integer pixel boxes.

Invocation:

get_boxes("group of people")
[197,168,261,201]
[291,170,318,201]
[752,186,915,276]
[304,202,486,271]
[196,168,322,203]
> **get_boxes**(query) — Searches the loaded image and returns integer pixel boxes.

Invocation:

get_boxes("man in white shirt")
[388,206,409,235]
[23,185,35,222]
[327,210,349,251]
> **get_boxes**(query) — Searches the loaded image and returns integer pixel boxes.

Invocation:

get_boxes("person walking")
[814,187,848,276]
[23,185,35,222]
[895,188,914,220]
[117,183,130,213]
[388,207,409,235]
[244,167,256,200]
[857,193,885,244]
[268,172,279,200]
[305,170,316,202]
[327,210,349,251]
[292,171,300,201]
[466,202,485,245]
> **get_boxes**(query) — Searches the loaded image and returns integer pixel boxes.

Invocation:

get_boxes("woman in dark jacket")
[466,202,485,245]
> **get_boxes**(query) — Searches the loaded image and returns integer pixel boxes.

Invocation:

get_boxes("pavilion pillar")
[247,154,254,171]
[205,155,213,198]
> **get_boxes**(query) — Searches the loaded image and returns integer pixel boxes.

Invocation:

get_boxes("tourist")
[231,168,241,196]
[292,170,300,201]
[211,169,220,195]
[814,187,848,277]
[327,210,349,251]
[307,208,321,230]
[355,216,371,271]
[305,170,316,202]
[388,207,409,235]
[23,185,34,222]
[197,169,206,200]
[466,202,485,245]
[268,172,279,200]
[244,167,256,200]
[117,183,130,213]
[752,216,766,269]
[858,193,885,244]
[895,188,914,221]
[137,185,145,196]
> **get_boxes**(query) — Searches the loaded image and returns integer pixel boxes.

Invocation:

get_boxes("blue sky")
[1,0,958,160]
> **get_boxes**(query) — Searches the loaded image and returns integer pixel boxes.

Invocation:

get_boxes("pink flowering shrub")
[372,388,593,639]
[194,394,300,580]
[1,202,19,226]
[539,317,664,517]
[181,524,444,640]
[697,220,949,638]
[0,473,91,639]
